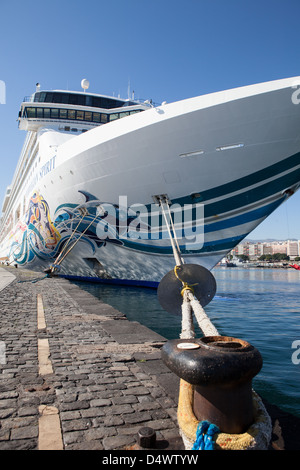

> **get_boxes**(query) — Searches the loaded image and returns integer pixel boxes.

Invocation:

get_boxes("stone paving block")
[10,425,39,440]
[102,434,136,450]
[90,398,111,407]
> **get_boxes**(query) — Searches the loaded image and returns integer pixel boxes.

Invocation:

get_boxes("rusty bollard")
[161,336,263,434]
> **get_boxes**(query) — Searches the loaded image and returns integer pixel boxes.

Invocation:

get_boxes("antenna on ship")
[127,79,130,100]
[81,78,90,93]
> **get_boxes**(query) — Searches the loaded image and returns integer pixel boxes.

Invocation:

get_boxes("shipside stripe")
[175,151,300,205]
[189,166,300,219]
[204,197,282,233]
[120,196,284,255]
[121,210,263,255]
[122,233,247,255]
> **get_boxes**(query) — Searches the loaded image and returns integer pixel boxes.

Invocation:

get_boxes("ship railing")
[22,95,34,103]
[129,98,161,107]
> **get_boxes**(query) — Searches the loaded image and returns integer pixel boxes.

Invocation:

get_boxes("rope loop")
[174,265,198,297]
[181,284,194,296]
[191,420,220,450]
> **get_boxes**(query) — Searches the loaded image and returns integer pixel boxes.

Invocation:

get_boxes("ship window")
[59,109,68,119]
[43,108,51,119]
[36,108,44,118]
[53,93,63,103]
[23,106,111,125]
[119,111,130,119]
[76,110,84,120]
[51,108,59,119]
[32,91,128,109]
[26,107,36,118]
[60,94,69,104]
[86,96,92,106]
[68,94,77,105]
[68,109,76,120]
[92,112,100,122]
[84,111,92,121]
[77,95,85,106]
[109,113,119,121]
[39,92,47,102]
[46,92,53,102]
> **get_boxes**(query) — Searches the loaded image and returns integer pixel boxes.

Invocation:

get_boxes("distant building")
[230,239,300,260]
[287,240,298,259]
[271,242,287,254]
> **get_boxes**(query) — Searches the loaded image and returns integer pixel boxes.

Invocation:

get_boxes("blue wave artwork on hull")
[9,190,143,266]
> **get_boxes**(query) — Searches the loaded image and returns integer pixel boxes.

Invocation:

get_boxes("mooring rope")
[158,195,217,339]
[53,208,88,266]
[159,197,183,267]
[50,210,99,272]
[180,289,219,339]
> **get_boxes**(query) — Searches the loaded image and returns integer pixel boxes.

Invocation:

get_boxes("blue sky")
[0,0,300,240]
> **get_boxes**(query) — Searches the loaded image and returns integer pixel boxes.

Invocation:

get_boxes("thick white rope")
[159,200,183,266]
[180,289,219,339]
[180,297,195,339]
[157,195,218,339]
[187,290,219,337]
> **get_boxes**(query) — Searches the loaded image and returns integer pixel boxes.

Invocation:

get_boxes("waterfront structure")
[1,77,300,285]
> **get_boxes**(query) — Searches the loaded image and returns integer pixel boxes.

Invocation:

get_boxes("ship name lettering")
[40,155,56,179]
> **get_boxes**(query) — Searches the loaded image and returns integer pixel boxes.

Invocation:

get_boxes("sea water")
[74,267,300,418]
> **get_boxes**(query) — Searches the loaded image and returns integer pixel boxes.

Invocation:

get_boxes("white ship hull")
[1,77,300,286]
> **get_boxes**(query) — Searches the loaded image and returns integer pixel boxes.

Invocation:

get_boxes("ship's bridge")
[18,89,149,132]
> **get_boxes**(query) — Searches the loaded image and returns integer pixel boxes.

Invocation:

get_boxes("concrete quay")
[0,265,300,451]
[0,266,183,451]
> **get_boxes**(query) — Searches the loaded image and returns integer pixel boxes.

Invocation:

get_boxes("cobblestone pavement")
[0,266,184,450]
[1,266,300,451]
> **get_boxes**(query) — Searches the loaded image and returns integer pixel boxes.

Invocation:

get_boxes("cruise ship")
[1,77,300,287]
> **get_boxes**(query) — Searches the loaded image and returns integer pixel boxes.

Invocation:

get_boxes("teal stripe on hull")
[201,167,300,218]
[120,198,284,255]
[174,151,300,206]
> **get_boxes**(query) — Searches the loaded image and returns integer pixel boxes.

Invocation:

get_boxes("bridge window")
[36,108,43,118]
[22,106,142,124]
[51,108,59,119]
[76,110,84,120]
[84,111,92,121]
[33,91,126,109]
[92,112,100,122]
[26,107,36,118]
[59,109,67,119]
[43,108,50,119]
[110,113,119,121]
[68,109,76,120]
